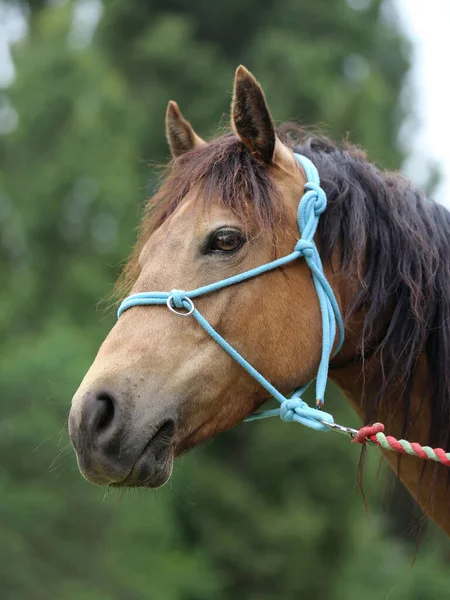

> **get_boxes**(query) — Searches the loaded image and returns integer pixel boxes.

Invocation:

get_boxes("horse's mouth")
[110,421,175,489]
[111,419,217,487]
[110,451,174,488]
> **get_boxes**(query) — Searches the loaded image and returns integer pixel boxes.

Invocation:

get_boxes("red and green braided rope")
[353,423,450,467]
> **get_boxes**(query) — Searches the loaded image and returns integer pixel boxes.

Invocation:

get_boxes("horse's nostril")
[81,391,117,440]
[95,393,115,432]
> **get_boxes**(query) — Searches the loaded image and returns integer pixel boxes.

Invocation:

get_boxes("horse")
[69,66,450,536]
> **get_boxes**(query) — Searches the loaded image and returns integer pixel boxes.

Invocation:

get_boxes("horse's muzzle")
[68,388,175,488]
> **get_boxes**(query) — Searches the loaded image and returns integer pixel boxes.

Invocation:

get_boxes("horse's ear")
[232,66,295,171]
[165,101,206,158]
[232,66,275,164]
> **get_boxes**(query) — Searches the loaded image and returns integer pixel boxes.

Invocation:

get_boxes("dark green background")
[1,1,448,598]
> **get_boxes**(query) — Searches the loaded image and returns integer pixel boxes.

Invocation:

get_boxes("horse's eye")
[207,228,245,253]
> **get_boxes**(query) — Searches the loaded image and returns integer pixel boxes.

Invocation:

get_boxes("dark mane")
[119,125,450,451]
[289,129,450,452]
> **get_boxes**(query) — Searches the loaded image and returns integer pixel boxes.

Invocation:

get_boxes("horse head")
[68,67,346,487]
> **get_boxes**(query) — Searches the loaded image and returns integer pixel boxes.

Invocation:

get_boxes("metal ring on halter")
[166,295,195,317]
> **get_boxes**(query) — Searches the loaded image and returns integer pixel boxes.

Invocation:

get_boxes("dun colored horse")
[69,67,450,536]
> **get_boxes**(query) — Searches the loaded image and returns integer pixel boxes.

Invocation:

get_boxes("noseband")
[117,154,345,432]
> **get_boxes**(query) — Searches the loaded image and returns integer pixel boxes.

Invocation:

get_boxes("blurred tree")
[0,1,447,599]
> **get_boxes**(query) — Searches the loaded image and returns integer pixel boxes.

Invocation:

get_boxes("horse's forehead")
[140,196,197,255]
[152,194,243,239]
[140,193,244,262]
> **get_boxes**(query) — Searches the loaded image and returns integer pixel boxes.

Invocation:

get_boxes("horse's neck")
[330,353,450,534]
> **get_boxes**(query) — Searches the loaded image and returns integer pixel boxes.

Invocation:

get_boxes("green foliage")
[0,1,447,598]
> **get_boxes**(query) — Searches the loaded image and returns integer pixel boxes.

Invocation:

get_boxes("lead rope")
[351,423,450,466]
[117,153,450,466]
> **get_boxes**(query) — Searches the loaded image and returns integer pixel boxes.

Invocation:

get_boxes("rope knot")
[280,399,301,422]
[305,182,327,215]
[294,239,315,258]
[353,422,384,444]
[169,289,187,309]
[279,398,333,431]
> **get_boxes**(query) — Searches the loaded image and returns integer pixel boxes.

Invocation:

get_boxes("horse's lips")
[110,432,174,489]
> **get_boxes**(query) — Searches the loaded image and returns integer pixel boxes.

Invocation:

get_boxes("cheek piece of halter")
[117,153,345,434]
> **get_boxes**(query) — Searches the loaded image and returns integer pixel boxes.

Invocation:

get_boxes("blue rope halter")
[117,154,344,432]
